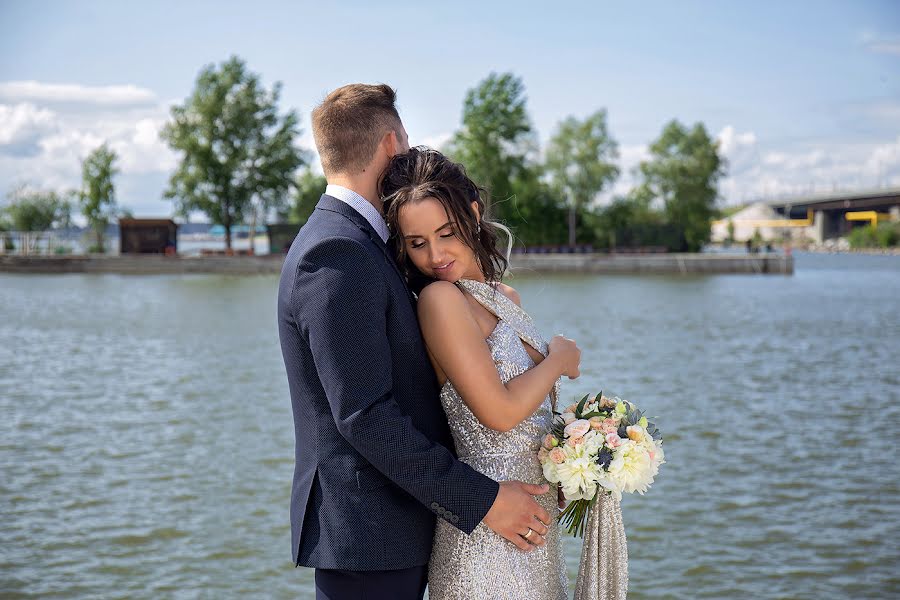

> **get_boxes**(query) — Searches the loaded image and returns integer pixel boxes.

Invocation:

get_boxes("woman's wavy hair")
[379,146,511,294]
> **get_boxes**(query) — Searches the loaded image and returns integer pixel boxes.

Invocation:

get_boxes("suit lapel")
[315,194,413,302]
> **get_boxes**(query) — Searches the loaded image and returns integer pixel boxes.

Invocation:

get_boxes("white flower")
[581,430,605,454]
[606,439,655,496]
[554,445,602,501]
[646,439,665,475]
[561,412,577,425]
[542,459,560,484]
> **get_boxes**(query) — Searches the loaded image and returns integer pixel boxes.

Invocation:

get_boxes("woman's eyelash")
[410,232,455,249]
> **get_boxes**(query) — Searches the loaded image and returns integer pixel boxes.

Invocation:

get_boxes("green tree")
[504,166,569,248]
[286,168,327,225]
[161,55,305,250]
[545,110,620,246]
[79,143,118,253]
[5,185,71,232]
[445,73,536,223]
[635,120,726,251]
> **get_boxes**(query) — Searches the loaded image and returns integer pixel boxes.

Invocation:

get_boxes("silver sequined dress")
[427,279,568,600]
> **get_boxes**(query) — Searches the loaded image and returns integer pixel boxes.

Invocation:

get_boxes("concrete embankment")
[0,253,793,275]
[510,252,793,275]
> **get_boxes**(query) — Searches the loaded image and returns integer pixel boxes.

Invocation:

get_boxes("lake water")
[1,253,898,599]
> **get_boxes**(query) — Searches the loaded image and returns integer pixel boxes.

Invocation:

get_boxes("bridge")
[766,187,900,243]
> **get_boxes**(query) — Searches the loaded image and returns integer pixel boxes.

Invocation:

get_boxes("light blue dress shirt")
[324,184,389,243]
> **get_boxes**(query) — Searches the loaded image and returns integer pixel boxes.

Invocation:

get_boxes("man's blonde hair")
[311,83,401,176]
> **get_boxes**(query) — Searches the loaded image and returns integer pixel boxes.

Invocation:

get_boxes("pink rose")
[561,413,577,425]
[605,432,623,448]
[549,448,566,464]
[599,418,619,434]
[566,435,584,448]
[588,416,603,431]
[538,447,549,462]
[542,434,556,450]
[564,419,591,439]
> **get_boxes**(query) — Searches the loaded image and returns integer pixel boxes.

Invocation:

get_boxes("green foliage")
[445,73,537,224]
[848,222,900,248]
[79,143,118,253]
[726,219,736,244]
[286,168,327,225]
[4,185,72,232]
[161,55,305,249]
[751,227,764,246]
[545,110,619,245]
[505,166,569,247]
[635,120,726,251]
[593,194,686,251]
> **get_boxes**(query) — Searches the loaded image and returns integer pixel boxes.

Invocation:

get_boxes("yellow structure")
[845,211,892,227]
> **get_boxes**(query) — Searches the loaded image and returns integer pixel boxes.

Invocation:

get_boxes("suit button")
[430,502,439,510]
[450,514,460,524]
[437,507,446,515]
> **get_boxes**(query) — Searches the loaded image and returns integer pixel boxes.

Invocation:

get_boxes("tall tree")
[545,110,620,246]
[445,73,536,223]
[636,120,726,251]
[161,56,305,250]
[79,143,118,253]
[5,185,71,232]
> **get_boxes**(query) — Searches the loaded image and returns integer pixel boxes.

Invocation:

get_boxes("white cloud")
[0,103,59,156]
[0,81,158,107]
[858,31,900,56]
[0,80,177,212]
[596,124,900,207]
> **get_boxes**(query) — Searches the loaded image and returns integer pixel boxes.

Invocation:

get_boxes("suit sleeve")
[293,237,499,534]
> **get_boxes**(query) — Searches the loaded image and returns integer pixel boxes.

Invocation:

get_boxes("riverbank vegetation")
[847,222,900,249]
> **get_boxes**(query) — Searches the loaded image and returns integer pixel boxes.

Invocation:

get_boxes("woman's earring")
[476,222,481,235]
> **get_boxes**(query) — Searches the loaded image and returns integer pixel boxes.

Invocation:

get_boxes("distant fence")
[0,231,87,255]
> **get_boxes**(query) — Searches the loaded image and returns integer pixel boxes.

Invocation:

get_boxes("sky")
[1,0,898,219]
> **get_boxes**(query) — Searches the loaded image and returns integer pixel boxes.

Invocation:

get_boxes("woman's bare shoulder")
[496,282,522,307]
[416,280,468,317]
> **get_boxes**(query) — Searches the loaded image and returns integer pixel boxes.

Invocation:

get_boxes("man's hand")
[482,481,552,551]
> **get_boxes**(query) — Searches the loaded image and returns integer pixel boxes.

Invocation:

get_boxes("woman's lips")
[432,260,455,278]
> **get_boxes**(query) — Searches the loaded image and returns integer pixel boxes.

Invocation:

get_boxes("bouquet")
[539,392,664,537]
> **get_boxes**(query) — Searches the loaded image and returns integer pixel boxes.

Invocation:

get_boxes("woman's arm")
[417,281,579,433]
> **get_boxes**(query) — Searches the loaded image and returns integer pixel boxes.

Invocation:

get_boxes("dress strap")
[454,279,560,410]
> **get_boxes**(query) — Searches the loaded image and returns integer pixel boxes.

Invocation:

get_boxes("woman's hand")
[548,335,581,379]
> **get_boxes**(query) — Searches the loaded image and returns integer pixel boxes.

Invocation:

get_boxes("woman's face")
[397,197,482,283]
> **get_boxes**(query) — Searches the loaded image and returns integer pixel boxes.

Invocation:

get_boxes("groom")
[277,83,552,599]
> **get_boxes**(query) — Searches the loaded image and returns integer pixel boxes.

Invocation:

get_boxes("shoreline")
[798,247,900,256]
[0,252,794,276]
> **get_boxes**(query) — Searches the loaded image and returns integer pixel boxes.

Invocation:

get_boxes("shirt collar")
[325,184,389,243]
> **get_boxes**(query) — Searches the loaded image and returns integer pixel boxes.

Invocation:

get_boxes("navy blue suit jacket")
[277,194,500,570]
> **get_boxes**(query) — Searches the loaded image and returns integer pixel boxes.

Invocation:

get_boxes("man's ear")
[383,130,400,158]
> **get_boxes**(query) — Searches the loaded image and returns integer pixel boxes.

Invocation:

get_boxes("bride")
[378,147,617,599]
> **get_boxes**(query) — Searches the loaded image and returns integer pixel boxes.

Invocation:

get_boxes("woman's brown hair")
[379,147,510,294]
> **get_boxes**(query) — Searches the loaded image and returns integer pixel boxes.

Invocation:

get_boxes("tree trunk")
[248,205,257,256]
[95,225,105,254]
[224,220,232,251]
[568,203,577,247]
